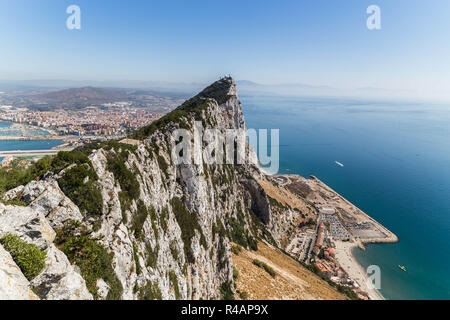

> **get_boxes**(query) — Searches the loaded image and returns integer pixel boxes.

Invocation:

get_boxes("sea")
[241,94,450,300]
[0,122,63,161]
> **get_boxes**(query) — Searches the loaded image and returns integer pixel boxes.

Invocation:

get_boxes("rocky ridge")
[0,78,327,300]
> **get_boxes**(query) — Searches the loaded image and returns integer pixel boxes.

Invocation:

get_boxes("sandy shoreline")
[334,240,385,300]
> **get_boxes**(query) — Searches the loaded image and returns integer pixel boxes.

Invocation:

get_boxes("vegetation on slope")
[58,164,103,216]
[252,259,276,278]
[232,241,349,300]
[0,151,90,194]
[107,154,140,214]
[168,270,180,300]
[137,280,162,300]
[56,227,123,300]
[170,197,207,264]
[132,77,234,140]
[0,234,46,281]
[220,281,235,300]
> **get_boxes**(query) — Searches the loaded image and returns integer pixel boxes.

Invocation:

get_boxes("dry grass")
[232,241,347,300]
[257,177,314,219]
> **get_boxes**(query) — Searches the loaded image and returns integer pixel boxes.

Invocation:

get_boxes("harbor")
[264,174,398,300]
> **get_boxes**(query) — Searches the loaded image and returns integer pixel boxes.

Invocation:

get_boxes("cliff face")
[0,78,310,300]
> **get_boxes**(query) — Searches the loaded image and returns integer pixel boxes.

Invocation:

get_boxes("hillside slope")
[232,241,347,300]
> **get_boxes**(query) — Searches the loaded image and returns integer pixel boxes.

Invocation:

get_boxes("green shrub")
[0,235,46,281]
[231,245,242,255]
[239,291,249,300]
[58,235,123,300]
[58,164,103,216]
[169,270,180,300]
[132,242,141,275]
[220,281,234,300]
[146,243,159,268]
[227,205,258,250]
[75,140,137,157]
[233,267,239,280]
[156,155,169,179]
[228,218,256,250]
[138,281,162,300]
[160,206,169,232]
[170,241,179,261]
[252,259,276,278]
[148,205,159,239]
[107,156,140,213]
[118,192,131,219]
[131,200,149,240]
[298,218,315,228]
[0,151,91,194]
[211,220,226,242]
[1,197,27,207]
[170,197,206,264]
[217,238,227,270]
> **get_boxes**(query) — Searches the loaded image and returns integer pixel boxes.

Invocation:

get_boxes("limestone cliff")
[0,77,337,300]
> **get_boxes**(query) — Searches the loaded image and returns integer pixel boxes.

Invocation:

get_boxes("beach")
[334,240,384,300]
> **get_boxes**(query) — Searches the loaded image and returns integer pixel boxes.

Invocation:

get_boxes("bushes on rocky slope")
[168,270,180,300]
[107,156,140,215]
[220,281,235,300]
[131,200,149,240]
[132,78,234,140]
[170,197,207,264]
[252,259,276,278]
[138,280,162,300]
[58,164,103,216]
[227,204,258,251]
[75,140,137,157]
[0,234,46,281]
[57,234,123,300]
[0,151,90,194]
[0,149,105,220]
[132,242,142,275]
[146,243,159,269]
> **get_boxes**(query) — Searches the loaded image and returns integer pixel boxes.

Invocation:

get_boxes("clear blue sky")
[0,0,449,98]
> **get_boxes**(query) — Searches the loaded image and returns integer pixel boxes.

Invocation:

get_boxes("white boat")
[335,161,344,167]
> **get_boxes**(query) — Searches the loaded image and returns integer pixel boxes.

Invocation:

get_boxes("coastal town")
[263,174,398,300]
[0,104,164,137]
[0,101,169,167]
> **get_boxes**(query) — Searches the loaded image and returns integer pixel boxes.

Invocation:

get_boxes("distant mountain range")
[35,87,129,107]
[0,79,421,104]
[17,87,132,110]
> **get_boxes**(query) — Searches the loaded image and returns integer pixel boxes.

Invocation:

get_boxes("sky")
[0,0,449,100]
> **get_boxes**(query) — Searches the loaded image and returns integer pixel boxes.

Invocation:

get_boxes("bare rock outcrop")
[0,204,56,250]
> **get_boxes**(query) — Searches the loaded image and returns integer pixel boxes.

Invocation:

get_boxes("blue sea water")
[0,121,63,160]
[0,139,64,152]
[241,95,450,300]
